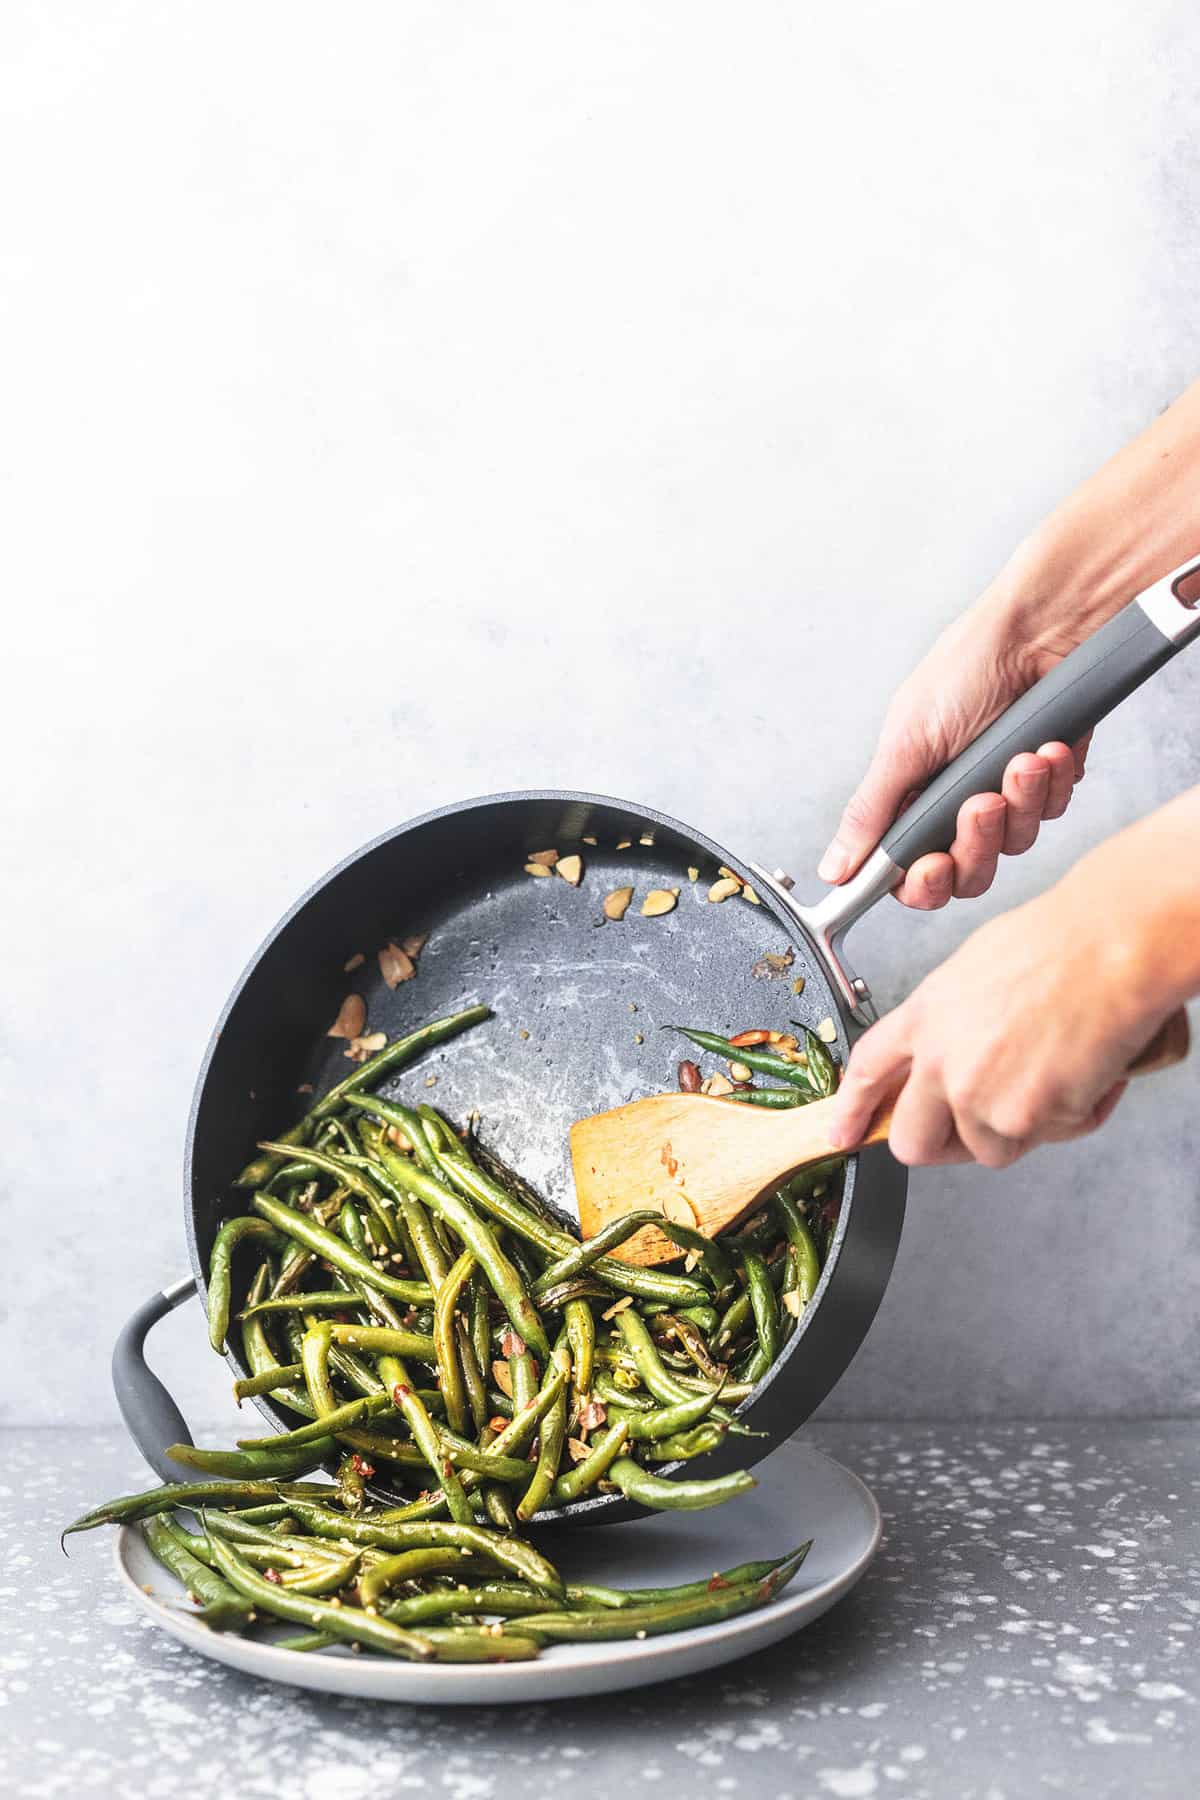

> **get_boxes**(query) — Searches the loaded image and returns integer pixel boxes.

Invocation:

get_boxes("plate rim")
[112,1442,882,1698]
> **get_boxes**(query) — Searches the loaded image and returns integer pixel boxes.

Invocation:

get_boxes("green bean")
[372,1155,549,1358]
[274,1630,336,1652]
[251,1193,432,1303]
[456,1316,489,1435]
[409,1626,542,1662]
[63,1479,323,1539]
[517,1550,804,1640]
[287,1507,565,1597]
[387,1376,476,1527]
[802,1028,838,1097]
[653,1220,737,1299]
[432,1149,708,1308]
[166,1440,337,1479]
[236,1390,398,1451]
[141,1515,251,1627]
[326,1323,437,1360]
[206,1530,436,1659]
[604,1383,724,1442]
[727,1086,805,1107]
[773,1191,821,1304]
[515,1381,567,1521]
[564,1298,595,1402]
[237,1291,366,1320]
[233,1363,306,1401]
[434,1250,474,1436]
[612,1308,695,1406]
[206,1218,282,1352]
[345,1093,442,1175]
[235,1005,492,1188]
[533,1277,612,1313]
[606,1456,756,1511]
[470,1282,491,1384]
[739,1250,778,1385]
[550,1419,630,1505]
[669,1026,817,1086]
[641,1423,728,1461]
[530,1212,663,1297]
[652,1314,727,1383]
[383,1584,561,1624]
[481,1483,519,1531]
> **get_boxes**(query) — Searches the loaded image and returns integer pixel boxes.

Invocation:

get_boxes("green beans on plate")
[67,1001,845,1660]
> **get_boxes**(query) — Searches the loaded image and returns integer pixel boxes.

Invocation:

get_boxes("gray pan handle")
[784,554,1200,1022]
[111,1277,211,1483]
[882,579,1200,871]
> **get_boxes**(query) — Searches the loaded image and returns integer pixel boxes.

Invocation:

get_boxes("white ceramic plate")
[114,1438,879,1703]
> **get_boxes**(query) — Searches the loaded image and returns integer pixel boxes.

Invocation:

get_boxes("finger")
[828,1013,912,1150]
[893,852,955,910]
[950,1104,1031,1169]
[948,793,1007,899]
[1000,752,1051,857]
[886,1069,962,1167]
[1072,730,1092,783]
[1088,1079,1127,1131]
[1036,741,1076,821]
[819,742,932,886]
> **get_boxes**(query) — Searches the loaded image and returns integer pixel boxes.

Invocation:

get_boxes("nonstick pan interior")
[187,792,902,1516]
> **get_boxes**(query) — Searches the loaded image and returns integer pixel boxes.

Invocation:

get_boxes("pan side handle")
[111,1277,210,1483]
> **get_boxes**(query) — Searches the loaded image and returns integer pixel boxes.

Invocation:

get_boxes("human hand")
[827,872,1174,1168]
[818,594,1089,909]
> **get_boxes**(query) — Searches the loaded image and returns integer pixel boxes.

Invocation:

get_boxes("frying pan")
[113,554,1200,1523]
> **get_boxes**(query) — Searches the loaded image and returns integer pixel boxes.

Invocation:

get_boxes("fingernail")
[818,842,850,884]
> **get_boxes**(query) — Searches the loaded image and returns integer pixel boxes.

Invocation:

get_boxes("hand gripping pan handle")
[775,553,1200,1021]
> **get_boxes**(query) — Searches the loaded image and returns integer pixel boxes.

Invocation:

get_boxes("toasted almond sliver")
[343,952,365,973]
[327,993,367,1039]
[687,866,700,882]
[378,942,416,989]
[640,889,678,917]
[700,1072,734,1097]
[400,933,428,958]
[792,976,807,996]
[601,1295,635,1321]
[385,1124,414,1150]
[603,886,634,921]
[782,1289,804,1318]
[817,1016,838,1043]
[528,847,559,867]
[344,1031,387,1063]
[661,1192,697,1228]
[707,877,741,904]
[742,884,762,905]
[616,839,633,851]
[728,1060,753,1083]
[577,1399,607,1432]
[524,862,554,878]
[491,1360,515,1399]
[556,853,584,886]
[582,834,598,845]
[566,1437,591,1464]
[639,833,655,846]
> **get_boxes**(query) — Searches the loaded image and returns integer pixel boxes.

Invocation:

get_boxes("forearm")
[985,379,1200,655]
[1055,783,1200,1019]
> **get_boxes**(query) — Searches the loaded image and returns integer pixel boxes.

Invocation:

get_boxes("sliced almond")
[327,994,367,1039]
[718,866,741,884]
[556,853,584,887]
[816,1016,838,1043]
[640,889,678,917]
[707,877,741,904]
[385,1124,414,1151]
[774,1046,806,1064]
[378,942,416,989]
[742,884,762,906]
[582,834,598,846]
[491,1361,514,1399]
[566,1437,591,1464]
[524,862,554,878]
[603,886,634,921]
[751,948,795,979]
[528,848,559,867]
[661,1191,698,1228]
[499,1329,526,1359]
[344,1031,387,1063]
[342,952,365,973]
[399,933,428,958]
[639,833,655,846]
[728,1060,753,1084]
[616,838,632,850]
[577,1398,607,1432]
[792,976,807,996]
[687,866,700,883]
[601,1295,635,1321]
[782,1289,804,1319]
[700,1072,734,1097]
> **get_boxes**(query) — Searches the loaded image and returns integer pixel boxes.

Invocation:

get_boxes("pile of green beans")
[66,1003,843,1660]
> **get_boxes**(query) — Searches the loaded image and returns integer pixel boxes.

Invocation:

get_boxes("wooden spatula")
[571,1007,1190,1268]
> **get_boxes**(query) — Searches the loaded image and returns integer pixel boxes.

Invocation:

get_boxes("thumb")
[818,733,933,884]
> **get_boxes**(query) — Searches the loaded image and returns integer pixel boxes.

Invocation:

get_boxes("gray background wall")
[4,1,1198,1428]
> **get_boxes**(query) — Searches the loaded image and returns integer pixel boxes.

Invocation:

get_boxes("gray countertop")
[6,1421,1196,1799]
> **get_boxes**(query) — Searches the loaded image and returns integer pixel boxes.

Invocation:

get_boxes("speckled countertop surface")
[4,1422,1196,1799]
